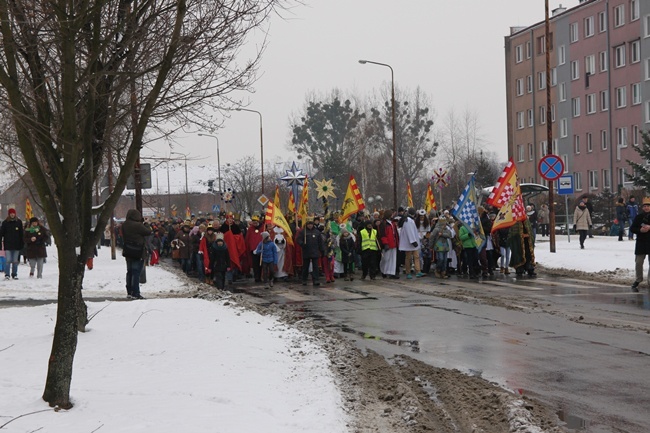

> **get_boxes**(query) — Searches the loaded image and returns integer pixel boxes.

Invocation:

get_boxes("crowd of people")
[112,202,547,300]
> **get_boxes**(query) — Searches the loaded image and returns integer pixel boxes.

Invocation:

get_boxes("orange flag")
[340,175,366,222]
[273,185,281,210]
[491,183,527,233]
[487,158,519,209]
[425,183,437,213]
[265,202,294,245]
[25,198,34,221]
[288,190,296,216]
[406,181,414,208]
[298,176,309,226]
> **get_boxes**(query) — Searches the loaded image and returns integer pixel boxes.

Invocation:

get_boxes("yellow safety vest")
[360,229,379,251]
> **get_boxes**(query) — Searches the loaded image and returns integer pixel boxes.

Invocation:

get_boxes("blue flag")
[452,175,486,250]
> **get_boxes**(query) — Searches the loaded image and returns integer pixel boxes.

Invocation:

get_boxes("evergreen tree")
[627,130,650,191]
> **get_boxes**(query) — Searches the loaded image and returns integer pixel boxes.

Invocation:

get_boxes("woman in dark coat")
[24,217,48,278]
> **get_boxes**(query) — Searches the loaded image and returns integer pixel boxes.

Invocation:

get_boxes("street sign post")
[557,175,574,242]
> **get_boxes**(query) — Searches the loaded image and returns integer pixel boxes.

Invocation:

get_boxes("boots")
[434,270,442,278]
[504,267,510,275]
[441,271,449,279]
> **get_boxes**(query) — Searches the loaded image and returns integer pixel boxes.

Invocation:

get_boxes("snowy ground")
[0,233,639,432]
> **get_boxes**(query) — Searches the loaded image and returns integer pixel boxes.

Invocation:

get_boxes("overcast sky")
[142,0,580,174]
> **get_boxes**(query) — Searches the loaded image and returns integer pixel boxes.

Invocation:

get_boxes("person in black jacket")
[0,208,24,280]
[630,197,650,292]
[296,219,324,286]
[121,209,152,299]
[208,233,231,290]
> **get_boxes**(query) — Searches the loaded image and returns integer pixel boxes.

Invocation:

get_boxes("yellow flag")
[425,183,437,213]
[273,185,281,210]
[407,181,414,208]
[25,198,34,221]
[298,176,309,226]
[340,175,366,222]
[288,190,296,216]
[265,202,294,245]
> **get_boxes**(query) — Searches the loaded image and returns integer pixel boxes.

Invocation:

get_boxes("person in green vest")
[357,220,380,280]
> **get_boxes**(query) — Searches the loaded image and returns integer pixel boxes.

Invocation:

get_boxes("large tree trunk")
[42,247,87,408]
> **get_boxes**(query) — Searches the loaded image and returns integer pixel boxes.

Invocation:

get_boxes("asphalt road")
[232,272,650,433]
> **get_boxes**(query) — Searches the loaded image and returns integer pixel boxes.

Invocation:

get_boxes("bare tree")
[222,155,262,217]
[0,0,287,408]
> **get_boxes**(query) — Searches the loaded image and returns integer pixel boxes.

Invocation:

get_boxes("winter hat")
[29,217,39,224]
[643,197,650,206]
[206,224,215,232]
[8,208,16,216]
[407,207,416,216]
[260,231,270,239]
[215,233,225,241]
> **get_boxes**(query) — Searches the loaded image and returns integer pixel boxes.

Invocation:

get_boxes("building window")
[589,170,599,190]
[617,127,628,147]
[633,83,642,105]
[645,14,650,37]
[516,78,524,96]
[540,140,547,157]
[615,44,626,68]
[646,101,650,123]
[633,125,640,146]
[600,90,609,111]
[599,50,608,72]
[616,86,627,108]
[558,45,566,65]
[645,58,650,80]
[539,106,547,124]
[551,67,557,86]
[562,155,569,173]
[517,144,525,162]
[572,97,581,117]
[551,104,556,122]
[538,71,546,90]
[515,44,523,63]
[599,11,607,33]
[614,4,625,27]
[527,109,534,127]
[553,139,558,155]
[586,93,596,114]
[570,22,579,42]
[526,41,532,59]
[603,169,611,190]
[571,60,580,80]
[575,172,583,191]
[517,111,525,129]
[560,118,568,138]
[631,40,641,63]
[587,132,593,152]
[528,143,534,161]
[618,167,628,187]
[559,82,567,101]
[574,135,581,154]
[537,35,547,54]
[601,130,608,150]
[631,0,639,21]
[585,55,596,75]
[585,16,594,37]
[527,75,533,93]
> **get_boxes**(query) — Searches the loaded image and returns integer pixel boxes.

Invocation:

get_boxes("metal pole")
[167,161,171,217]
[358,59,397,209]
[545,0,556,253]
[184,156,189,215]
[236,108,264,196]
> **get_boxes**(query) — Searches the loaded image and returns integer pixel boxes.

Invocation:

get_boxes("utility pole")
[545,0,556,253]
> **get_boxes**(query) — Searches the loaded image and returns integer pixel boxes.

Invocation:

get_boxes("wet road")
[233,273,650,433]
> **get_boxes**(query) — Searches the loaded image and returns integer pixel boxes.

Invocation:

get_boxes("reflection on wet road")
[235,273,650,433]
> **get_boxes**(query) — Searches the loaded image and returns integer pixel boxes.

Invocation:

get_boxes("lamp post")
[235,108,265,196]
[198,133,222,192]
[359,59,397,210]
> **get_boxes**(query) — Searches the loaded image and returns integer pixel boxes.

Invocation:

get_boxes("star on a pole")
[314,178,336,199]
[279,161,306,187]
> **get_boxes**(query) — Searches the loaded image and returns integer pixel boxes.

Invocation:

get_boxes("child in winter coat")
[339,229,356,281]
[254,231,278,287]
[208,233,231,290]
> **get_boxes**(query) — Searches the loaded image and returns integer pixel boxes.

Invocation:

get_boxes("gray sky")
[142,0,579,174]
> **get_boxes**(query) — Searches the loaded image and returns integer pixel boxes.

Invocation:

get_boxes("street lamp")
[235,108,265,196]
[198,133,222,192]
[359,59,397,210]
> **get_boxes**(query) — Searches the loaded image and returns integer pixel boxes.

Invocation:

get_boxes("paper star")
[314,178,336,199]
[279,162,306,187]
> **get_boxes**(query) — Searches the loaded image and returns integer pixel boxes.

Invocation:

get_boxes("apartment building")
[505,0,649,197]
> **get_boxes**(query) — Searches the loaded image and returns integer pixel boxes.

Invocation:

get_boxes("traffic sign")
[212,205,220,213]
[558,175,574,195]
[538,155,564,181]
[257,194,269,207]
